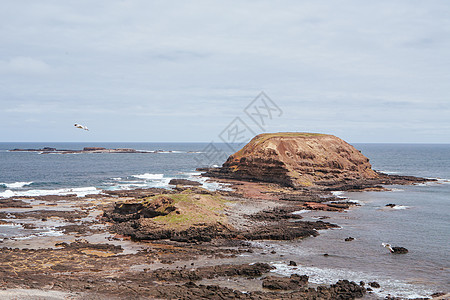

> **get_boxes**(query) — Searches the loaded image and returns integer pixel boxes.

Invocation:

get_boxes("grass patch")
[142,192,229,229]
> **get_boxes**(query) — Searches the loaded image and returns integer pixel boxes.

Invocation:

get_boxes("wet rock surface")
[0,198,32,208]
[262,274,308,290]
[169,179,202,186]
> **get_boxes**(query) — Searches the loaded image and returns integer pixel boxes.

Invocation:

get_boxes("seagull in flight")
[74,123,89,131]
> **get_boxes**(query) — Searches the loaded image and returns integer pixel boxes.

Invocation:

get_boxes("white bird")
[74,123,89,131]
[382,243,394,252]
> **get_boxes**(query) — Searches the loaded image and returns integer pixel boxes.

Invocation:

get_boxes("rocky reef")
[104,189,337,243]
[1,133,441,299]
[203,132,430,190]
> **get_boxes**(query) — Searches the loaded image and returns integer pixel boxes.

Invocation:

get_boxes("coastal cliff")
[204,132,380,189]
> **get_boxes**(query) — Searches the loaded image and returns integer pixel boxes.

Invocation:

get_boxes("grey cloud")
[0,0,449,142]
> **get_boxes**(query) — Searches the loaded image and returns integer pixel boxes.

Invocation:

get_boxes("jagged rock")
[105,195,177,222]
[262,274,308,290]
[169,179,202,186]
[244,220,338,240]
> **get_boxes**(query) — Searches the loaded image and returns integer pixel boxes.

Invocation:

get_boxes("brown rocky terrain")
[0,187,370,300]
[104,189,338,243]
[0,133,441,299]
[203,132,431,190]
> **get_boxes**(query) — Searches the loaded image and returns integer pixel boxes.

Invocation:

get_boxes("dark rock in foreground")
[262,274,308,290]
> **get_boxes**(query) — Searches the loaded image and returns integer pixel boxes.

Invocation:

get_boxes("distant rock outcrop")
[204,132,380,189]
[10,147,152,154]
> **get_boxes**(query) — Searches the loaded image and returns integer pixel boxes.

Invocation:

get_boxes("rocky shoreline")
[0,176,445,299]
[0,133,447,299]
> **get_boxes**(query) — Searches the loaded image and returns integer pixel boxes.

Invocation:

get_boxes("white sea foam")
[107,177,173,190]
[388,188,405,192]
[132,173,164,180]
[379,170,400,175]
[427,178,450,185]
[0,223,22,228]
[331,191,346,199]
[108,171,232,192]
[157,150,183,154]
[0,190,15,198]
[191,175,233,191]
[0,187,100,198]
[292,210,311,215]
[410,178,450,187]
[169,171,233,192]
[36,229,64,237]
[270,262,435,299]
[12,235,34,240]
[185,172,202,176]
[390,205,409,210]
[117,183,149,189]
[381,204,410,210]
[0,181,33,189]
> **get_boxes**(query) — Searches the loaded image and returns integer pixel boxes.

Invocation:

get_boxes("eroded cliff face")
[207,133,379,189]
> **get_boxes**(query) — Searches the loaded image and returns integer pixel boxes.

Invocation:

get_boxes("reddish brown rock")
[204,132,378,189]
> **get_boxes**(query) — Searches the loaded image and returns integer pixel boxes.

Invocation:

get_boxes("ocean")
[0,142,449,298]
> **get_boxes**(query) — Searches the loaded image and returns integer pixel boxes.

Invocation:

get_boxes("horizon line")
[1,141,450,145]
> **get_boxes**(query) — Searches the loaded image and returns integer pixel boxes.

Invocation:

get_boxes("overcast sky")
[1,1,449,143]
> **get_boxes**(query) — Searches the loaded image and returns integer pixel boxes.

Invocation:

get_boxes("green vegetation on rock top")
[141,192,228,229]
[232,132,329,158]
[253,132,327,142]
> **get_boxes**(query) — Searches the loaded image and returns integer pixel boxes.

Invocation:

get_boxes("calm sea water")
[267,144,450,299]
[0,142,449,298]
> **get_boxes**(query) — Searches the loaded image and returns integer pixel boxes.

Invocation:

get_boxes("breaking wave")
[270,262,435,299]
[132,173,164,180]
[0,181,33,189]
[0,186,100,198]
